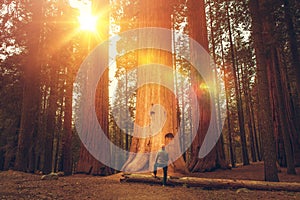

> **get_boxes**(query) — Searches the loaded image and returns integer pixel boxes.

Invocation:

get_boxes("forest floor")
[0,162,300,200]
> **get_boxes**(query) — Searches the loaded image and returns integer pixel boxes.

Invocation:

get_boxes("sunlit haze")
[69,0,97,32]
[78,11,97,31]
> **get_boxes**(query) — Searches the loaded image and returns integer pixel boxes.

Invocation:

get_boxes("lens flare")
[78,11,97,32]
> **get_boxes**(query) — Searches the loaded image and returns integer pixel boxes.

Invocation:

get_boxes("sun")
[69,0,100,33]
[78,10,97,32]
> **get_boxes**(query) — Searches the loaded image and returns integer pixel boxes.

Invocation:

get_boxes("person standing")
[153,144,169,186]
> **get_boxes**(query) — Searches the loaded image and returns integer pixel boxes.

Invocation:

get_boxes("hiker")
[153,144,169,186]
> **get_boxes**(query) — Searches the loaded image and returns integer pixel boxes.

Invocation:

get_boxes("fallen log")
[120,174,300,192]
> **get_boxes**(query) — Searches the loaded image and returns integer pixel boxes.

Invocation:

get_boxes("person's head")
[161,144,165,150]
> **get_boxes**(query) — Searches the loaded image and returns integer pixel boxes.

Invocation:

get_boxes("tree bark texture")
[187,0,228,172]
[249,0,279,182]
[121,0,188,174]
[15,0,43,172]
[76,0,112,176]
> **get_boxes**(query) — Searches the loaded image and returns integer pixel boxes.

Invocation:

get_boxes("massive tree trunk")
[249,0,279,182]
[14,0,43,172]
[76,0,112,176]
[187,0,227,172]
[121,0,187,174]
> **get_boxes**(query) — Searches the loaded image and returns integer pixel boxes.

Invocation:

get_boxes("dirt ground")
[0,163,300,200]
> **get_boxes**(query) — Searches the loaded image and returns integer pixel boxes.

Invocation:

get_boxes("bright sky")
[68,0,91,11]
[68,0,98,32]
[68,0,119,101]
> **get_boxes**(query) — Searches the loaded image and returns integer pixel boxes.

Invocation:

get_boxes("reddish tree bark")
[14,0,43,172]
[76,0,112,176]
[187,0,228,172]
[121,0,188,174]
[249,0,279,182]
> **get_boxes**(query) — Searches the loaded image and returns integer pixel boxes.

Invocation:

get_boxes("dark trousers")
[153,163,168,185]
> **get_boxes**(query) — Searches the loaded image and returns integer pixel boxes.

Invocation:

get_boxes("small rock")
[34,170,43,175]
[236,188,251,193]
[57,171,64,177]
[41,173,59,180]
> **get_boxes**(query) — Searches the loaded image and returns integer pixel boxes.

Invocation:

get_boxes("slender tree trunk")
[254,90,264,161]
[242,66,257,162]
[2,119,19,170]
[225,1,249,166]
[42,66,60,174]
[0,133,4,170]
[272,48,296,174]
[283,0,300,97]
[278,51,300,167]
[249,90,262,161]
[208,0,226,163]
[249,0,279,182]
[62,69,73,175]
[14,0,43,172]
[221,41,235,168]
[52,93,63,173]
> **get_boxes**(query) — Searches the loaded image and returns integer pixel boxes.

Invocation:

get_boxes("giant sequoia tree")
[76,0,112,176]
[121,0,229,173]
[187,0,228,172]
[121,0,187,173]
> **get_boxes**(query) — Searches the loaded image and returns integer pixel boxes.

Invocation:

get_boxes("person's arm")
[154,152,159,164]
